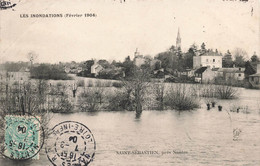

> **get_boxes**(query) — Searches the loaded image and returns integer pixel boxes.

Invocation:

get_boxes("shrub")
[151,83,165,110]
[78,87,105,112]
[102,81,112,87]
[77,80,85,87]
[56,82,63,87]
[106,89,134,111]
[112,81,124,88]
[215,85,238,99]
[95,80,102,87]
[164,84,199,110]
[50,95,74,113]
[87,80,94,87]
[200,84,216,98]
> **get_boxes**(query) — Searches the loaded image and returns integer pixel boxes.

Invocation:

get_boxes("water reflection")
[135,112,142,120]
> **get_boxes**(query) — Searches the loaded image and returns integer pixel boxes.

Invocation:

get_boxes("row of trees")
[30,64,72,80]
[222,48,259,68]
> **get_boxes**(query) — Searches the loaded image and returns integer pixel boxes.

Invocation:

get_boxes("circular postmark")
[0,0,19,10]
[0,112,45,160]
[46,121,96,166]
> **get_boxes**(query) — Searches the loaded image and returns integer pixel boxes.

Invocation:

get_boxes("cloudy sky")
[0,0,259,63]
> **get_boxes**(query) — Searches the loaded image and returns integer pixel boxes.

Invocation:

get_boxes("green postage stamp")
[4,115,41,160]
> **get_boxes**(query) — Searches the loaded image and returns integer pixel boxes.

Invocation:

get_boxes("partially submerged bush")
[95,80,102,87]
[49,95,74,113]
[106,89,134,111]
[103,81,112,87]
[215,85,238,99]
[164,84,199,110]
[151,83,165,110]
[77,80,85,87]
[200,84,216,98]
[78,87,105,112]
[87,80,94,87]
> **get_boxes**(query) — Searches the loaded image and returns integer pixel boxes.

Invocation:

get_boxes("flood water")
[0,88,260,166]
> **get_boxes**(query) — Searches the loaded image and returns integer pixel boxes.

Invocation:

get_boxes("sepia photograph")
[0,0,259,165]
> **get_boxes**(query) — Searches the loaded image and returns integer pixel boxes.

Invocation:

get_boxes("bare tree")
[122,68,151,116]
[152,83,165,110]
[233,48,247,67]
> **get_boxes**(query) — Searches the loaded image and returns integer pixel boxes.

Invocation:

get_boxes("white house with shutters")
[193,51,222,69]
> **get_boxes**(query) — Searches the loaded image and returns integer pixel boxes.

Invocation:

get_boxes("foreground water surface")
[0,88,260,166]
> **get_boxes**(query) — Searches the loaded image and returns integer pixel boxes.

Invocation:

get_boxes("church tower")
[176,28,181,50]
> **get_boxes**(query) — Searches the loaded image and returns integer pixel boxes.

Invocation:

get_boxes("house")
[249,63,260,88]
[19,67,30,72]
[64,66,71,73]
[133,48,147,67]
[70,67,78,74]
[176,68,195,78]
[77,67,83,73]
[134,55,146,67]
[194,67,218,83]
[217,67,245,81]
[193,50,222,69]
[91,63,103,77]
[153,68,164,74]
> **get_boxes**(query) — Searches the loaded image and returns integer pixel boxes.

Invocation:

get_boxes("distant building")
[91,63,103,77]
[77,67,83,73]
[193,50,222,69]
[19,67,30,72]
[153,68,165,78]
[177,69,195,78]
[249,63,260,88]
[133,48,146,67]
[134,55,146,67]
[217,67,245,81]
[64,66,71,73]
[176,28,181,51]
[194,66,218,83]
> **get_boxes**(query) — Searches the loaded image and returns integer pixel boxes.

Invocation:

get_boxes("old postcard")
[0,0,259,165]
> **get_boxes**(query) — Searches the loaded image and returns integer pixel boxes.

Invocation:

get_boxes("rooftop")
[195,67,208,74]
[249,73,260,77]
[218,67,245,73]
[199,51,221,56]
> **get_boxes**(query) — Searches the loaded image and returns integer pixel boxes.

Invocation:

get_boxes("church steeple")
[176,28,181,50]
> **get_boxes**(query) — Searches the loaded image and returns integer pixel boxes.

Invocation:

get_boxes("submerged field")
[42,75,260,114]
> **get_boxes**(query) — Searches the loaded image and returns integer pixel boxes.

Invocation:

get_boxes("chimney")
[257,63,260,73]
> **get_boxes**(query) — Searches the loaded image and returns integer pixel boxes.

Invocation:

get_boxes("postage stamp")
[46,121,96,166]
[3,115,43,160]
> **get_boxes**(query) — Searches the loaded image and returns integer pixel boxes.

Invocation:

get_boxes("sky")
[0,0,259,63]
